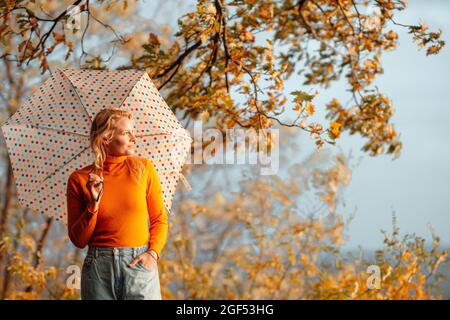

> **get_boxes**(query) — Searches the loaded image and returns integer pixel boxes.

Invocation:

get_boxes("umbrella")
[1,67,192,226]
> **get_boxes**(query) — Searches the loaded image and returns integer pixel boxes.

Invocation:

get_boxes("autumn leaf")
[240,29,255,42]
[258,4,274,21]
[52,32,65,43]
[291,90,315,103]
[29,17,38,26]
[305,102,315,116]
[329,121,342,138]
[292,104,302,112]
[148,33,160,45]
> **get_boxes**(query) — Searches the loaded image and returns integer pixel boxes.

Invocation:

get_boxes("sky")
[327,0,450,250]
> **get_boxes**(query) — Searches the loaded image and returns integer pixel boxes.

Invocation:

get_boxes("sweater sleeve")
[66,172,98,249]
[146,160,168,259]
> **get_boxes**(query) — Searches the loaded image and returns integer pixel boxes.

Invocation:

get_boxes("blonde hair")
[89,108,145,185]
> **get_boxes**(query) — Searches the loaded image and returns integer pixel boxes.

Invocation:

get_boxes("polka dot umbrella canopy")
[1,67,192,226]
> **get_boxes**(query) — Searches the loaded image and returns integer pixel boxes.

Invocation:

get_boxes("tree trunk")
[25,216,54,293]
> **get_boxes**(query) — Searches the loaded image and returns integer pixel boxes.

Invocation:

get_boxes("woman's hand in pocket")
[129,251,157,271]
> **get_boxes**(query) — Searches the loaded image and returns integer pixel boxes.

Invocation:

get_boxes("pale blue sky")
[325,0,450,249]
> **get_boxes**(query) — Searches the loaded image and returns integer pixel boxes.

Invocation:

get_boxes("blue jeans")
[80,244,161,300]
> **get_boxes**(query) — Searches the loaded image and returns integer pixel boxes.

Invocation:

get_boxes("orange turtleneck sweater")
[66,154,168,259]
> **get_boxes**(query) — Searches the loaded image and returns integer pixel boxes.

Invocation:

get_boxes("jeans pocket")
[128,254,156,278]
[137,261,156,272]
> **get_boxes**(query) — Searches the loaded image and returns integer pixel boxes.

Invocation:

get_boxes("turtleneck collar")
[104,154,128,164]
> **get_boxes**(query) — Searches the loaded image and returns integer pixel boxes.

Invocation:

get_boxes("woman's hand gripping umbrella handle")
[86,171,104,213]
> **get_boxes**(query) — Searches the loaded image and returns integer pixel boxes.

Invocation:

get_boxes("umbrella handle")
[96,181,104,202]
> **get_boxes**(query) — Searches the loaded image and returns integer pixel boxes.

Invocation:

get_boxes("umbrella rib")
[40,145,90,185]
[58,68,93,124]
[116,71,146,110]
[14,123,90,138]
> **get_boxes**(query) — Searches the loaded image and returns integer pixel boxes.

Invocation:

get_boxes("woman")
[66,108,168,300]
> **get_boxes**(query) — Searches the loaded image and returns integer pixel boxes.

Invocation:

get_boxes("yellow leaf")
[364,59,377,69]
[306,102,315,115]
[330,121,342,138]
